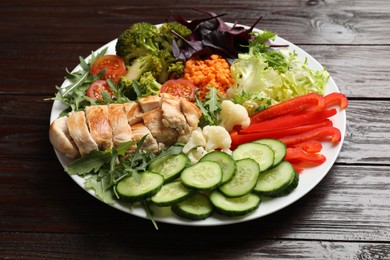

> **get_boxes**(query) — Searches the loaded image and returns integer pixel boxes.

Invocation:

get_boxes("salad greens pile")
[50,10,332,228]
[228,30,330,115]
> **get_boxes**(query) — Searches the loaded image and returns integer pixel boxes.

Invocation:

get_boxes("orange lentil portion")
[184,54,234,100]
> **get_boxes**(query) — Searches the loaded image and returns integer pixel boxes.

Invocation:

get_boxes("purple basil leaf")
[169,9,263,62]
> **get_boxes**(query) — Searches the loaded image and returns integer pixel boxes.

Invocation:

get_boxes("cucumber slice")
[171,193,214,220]
[148,153,189,183]
[254,139,287,167]
[199,151,236,184]
[253,161,299,197]
[232,142,274,172]
[219,158,259,197]
[115,171,164,202]
[210,191,261,217]
[151,181,193,207]
[181,161,222,191]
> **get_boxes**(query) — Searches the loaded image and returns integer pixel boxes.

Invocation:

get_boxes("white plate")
[50,23,346,226]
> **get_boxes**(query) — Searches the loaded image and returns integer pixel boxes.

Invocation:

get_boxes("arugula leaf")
[204,87,222,114]
[85,175,115,204]
[66,150,113,176]
[195,86,223,127]
[248,30,277,54]
[61,48,108,98]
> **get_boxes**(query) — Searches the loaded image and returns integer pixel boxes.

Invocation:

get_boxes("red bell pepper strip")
[285,147,327,165]
[289,139,323,153]
[324,92,348,110]
[279,126,341,146]
[231,121,333,148]
[231,132,265,149]
[241,120,332,137]
[291,163,304,173]
[250,93,325,124]
[242,109,336,133]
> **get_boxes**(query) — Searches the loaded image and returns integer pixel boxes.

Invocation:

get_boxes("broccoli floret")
[168,61,185,79]
[118,71,161,100]
[117,77,139,101]
[155,49,177,83]
[158,21,192,50]
[123,54,162,82]
[139,72,162,96]
[116,21,191,89]
[116,22,161,64]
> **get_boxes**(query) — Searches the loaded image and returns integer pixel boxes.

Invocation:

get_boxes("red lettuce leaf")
[169,9,262,63]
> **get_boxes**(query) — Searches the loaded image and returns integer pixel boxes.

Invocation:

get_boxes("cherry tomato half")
[160,79,196,99]
[86,80,113,101]
[90,55,126,84]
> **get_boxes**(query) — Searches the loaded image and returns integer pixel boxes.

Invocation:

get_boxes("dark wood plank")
[1,156,389,241]
[0,0,389,45]
[339,100,390,164]
[1,42,390,98]
[301,45,390,98]
[1,232,389,259]
[0,42,101,95]
[0,95,54,158]
[1,95,388,164]
[1,0,389,258]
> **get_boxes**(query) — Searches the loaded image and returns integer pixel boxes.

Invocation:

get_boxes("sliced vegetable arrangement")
[49,10,347,228]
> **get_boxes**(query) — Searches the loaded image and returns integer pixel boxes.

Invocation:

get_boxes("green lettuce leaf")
[229,45,329,115]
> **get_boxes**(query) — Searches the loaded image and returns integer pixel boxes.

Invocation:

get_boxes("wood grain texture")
[1,95,388,165]
[1,43,390,97]
[1,157,389,242]
[0,0,389,259]
[1,232,389,259]
[0,0,390,45]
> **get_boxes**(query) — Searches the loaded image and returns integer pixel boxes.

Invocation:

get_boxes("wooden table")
[1,1,389,258]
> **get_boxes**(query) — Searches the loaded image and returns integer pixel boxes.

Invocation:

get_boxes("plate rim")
[50,23,346,226]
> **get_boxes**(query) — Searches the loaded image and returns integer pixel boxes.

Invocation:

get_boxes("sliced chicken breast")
[85,105,113,150]
[138,95,161,112]
[142,108,178,145]
[49,116,80,159]
[131,123,160,153]
[67,111,98,157]
[108,104,133,147]
[124,101,143,125]
[180,98,202,131]
[160,93,190,134]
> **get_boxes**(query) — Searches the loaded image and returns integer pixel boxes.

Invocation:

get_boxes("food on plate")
[49,93,202,158]
[86,80,114,101]
[219,100,250,132]
[49,10,348,226]
[183,54,234,100]
[66,111,99,157]
[160,78,196,99]
[90,54,127,84]
[48,116,80,159]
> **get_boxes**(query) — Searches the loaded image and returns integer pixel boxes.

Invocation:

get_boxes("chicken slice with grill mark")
[131,123,160,153]
[49,116,80,159]
[160,93,190,135]
[67,111,98,157]
[108,104,133,147]
[85,105,113,150]
[138,95,161,112]
[180,98,202,131]
[124,101,143,125]
[142,108,178,146]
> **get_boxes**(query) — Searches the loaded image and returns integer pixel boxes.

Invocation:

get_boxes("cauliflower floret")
[182,128,206,154]
[182,126,232,161]
[202,125,231,151]
[187,147,207,164]
[220,100,250,131]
